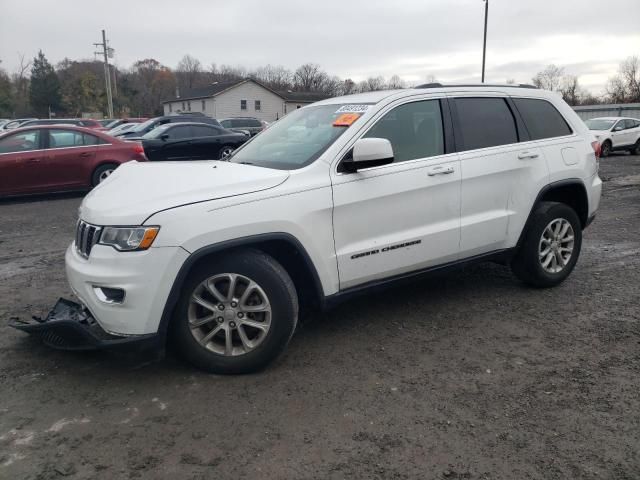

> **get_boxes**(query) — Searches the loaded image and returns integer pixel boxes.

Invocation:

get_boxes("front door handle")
[518,151,539,160]
[79,152,91,158]
[26,157,41,163]
[427,165,455,176]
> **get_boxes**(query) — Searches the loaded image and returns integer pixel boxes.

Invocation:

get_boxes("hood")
[81,161,289,225]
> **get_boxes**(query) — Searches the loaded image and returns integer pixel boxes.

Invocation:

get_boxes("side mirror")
[160,133,170,141]
[613,125,623,132]
[341,138,394,173]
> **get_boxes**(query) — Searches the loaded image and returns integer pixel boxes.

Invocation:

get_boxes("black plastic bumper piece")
[9,298,159,351]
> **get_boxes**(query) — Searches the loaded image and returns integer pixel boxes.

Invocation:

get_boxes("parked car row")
[0,113,269,197]
[584,117,640,156]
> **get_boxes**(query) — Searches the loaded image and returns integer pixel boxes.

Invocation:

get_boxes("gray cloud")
[1,0,638,94]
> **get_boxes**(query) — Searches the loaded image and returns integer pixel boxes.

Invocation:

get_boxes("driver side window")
[363,99,444,163]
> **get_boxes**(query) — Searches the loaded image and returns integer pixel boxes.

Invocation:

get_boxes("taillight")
[591,140,601,158]
[132,144,144,155]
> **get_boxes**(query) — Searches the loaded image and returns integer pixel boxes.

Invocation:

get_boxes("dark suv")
[219,117,265,136]
[116,115,221,139]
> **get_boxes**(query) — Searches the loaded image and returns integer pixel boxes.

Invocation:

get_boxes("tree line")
[0,51,638,119]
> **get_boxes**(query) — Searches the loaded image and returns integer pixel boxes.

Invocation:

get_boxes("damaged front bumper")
[9,298,159,351]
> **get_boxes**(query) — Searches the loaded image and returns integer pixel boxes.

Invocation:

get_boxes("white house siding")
[211,82,285,121]
[284,101,311,115]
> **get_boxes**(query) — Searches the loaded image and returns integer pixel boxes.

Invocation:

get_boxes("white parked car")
[12,84,602,374]
[584,117,640,156]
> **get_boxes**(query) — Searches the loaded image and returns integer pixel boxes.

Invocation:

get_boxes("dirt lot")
[1,155,639,480]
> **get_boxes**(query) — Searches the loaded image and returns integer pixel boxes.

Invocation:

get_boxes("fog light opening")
[93,286,126,304]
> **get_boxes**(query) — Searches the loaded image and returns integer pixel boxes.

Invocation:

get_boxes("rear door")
[610,120,631,147]
[189,125,225,159]
[0,129,46,195]
[44,129,98,188]
[450,95,548,257]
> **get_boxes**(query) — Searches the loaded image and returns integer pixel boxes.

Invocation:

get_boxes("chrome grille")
[75,220,102,258]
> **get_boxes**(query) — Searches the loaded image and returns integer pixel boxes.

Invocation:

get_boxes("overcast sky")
[1,0,639,94]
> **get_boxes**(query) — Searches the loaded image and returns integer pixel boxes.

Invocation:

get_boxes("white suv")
[584,117,640,156]
[12,84,602,374]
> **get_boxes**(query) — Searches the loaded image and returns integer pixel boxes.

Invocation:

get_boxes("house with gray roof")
[162,78,331,121]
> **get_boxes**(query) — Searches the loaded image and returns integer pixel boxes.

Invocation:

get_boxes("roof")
[585,116,638,121]
[573,103,640,111]
[278,91,331,103]
[314,85,557,107]
[163,80,246,103]
[163,78,331,104]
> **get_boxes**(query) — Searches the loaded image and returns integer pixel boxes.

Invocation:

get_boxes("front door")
[331,98,461,290]
[0,129,46,195]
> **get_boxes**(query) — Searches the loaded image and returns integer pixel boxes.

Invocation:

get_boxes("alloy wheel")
[99,169,114,183]
[538,218,574,274]
[188,273,271,356]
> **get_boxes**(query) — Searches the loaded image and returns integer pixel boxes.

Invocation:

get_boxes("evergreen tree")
[29,50,61,116]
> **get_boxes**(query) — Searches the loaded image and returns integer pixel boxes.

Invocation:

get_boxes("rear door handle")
[518,151,539,160]
[79,152,91,158]
[427,165,455,176]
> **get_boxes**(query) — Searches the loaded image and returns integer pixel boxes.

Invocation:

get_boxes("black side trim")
[157,233,325,339]
[323,249,514,309]
[440,98,456,154]
[515,178,588,248]
[505,97,531,142]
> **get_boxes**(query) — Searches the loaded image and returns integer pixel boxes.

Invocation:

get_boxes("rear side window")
[220,120,232,128]
[165,126,192,139]
[231,119,248,128]
[191,125,218,137]
[247,119,262,127]
[454,97,518,150]
[512,98,572,140]
[48,129,98,148]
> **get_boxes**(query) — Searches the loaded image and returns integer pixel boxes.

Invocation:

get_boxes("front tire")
[172,249,298,374]
[511,202,582,288]
[600,140,612,157]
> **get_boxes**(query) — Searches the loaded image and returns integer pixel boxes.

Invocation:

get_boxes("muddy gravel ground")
[1,155,639,480]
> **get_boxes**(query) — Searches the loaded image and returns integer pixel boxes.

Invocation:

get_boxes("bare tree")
[251,64,292,90]
[559,75,582,106]
[387,75,406,89]
[176,54,203,91]
[360,76,385,92]
[425,74,438,84]
[606,56,640,103]
[342,78,357,95]
[532,64,565,91]
[293,63,328,91]
[11,52,32,115]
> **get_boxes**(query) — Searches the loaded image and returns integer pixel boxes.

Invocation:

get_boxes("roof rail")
[415,83,538,89]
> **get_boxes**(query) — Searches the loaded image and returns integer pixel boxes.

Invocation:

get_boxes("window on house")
[187,101,191,111]
[255,100,261,111]
[182,102,185,111]
[202,100,206,111]
[241,100,247,110]
[169,103,172,113]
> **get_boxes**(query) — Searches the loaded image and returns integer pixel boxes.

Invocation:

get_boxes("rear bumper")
[9,298,159,351]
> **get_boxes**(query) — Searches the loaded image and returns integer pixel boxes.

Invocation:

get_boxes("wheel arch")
[157,233,325,340]
[90,161,120,184]
[517,179,589,248]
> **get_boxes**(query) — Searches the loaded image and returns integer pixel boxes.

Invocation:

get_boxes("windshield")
[130,119,157,133]
[585,119,616,130]
[142,124,170,139]
[229,104,370,170]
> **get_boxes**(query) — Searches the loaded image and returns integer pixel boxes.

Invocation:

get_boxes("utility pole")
[94,29,114,118]
[481,0,489,83]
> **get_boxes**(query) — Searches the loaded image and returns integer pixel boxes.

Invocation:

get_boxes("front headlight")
[99,226,160,251]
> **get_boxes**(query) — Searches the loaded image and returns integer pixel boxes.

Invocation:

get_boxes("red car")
[0,125,146,197]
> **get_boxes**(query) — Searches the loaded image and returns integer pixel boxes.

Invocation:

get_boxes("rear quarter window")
[512,98,572,140]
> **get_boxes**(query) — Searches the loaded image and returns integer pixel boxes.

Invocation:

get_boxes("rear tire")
[631,140,640,156]
[172,249,298,374]
[511,202,582,288]
[91,163,118,187]
[600,140,612,157]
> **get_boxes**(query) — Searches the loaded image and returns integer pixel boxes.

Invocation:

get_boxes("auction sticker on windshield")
[333,113,361,127]
[335,104,370,114]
